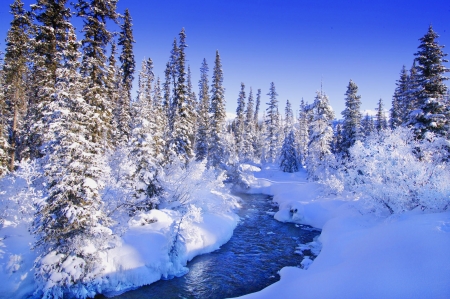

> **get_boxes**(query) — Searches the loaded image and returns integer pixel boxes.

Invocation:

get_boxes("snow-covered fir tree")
[105,42,122,145]
[195,58,210,161]
[242,87,255,162]
[33,26,114,299]
[169,28,195,163]
[361,113,375,138]
[306,91,335,179]
[3,0,32,170]
[252,88,262,159]
[375,98,388,132]
[340,79,362,155]
[410,25,449,138]
[279,130,299,173]
[234,82,246,159]
[0,50,8,177]
[75,0,118,147]
[390,66,408,127]
[284,99,294,134]
[265,82,281,163]
[117,8,135,143]
[208,50,227,168]
[296,99,309,167]
[152,77,167,164]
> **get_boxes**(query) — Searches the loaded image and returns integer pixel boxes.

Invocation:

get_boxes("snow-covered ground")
[236,165,450,299]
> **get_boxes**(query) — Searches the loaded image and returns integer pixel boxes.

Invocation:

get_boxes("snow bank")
[237,165,450,299]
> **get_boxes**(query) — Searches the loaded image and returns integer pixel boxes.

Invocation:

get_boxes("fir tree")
[0,50,9,177]
[33,26,114,298]
[410,25,450,137]
[118,8,135,100]
[284,99,294,133]
[254,88,261,129]
[195,58,210,161]
[265,82,280,163]
[170,28,195,163]
[75,0,118,146]
[106,42,121,145]
[391,66,409,125]
[375,98,388,132]
[361,113,375,137]
[296,99,309,166]
[279,130,299,173]
[234,82,246,158]
[340,79,362,155]
[3,0,32,170]
[306,91,335,179]
[208,50,227,168]
[242,87,255,161]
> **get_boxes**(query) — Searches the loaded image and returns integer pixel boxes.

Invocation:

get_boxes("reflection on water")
[100,193,320,299]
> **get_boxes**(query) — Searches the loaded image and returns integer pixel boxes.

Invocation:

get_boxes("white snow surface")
[235,164,450,299]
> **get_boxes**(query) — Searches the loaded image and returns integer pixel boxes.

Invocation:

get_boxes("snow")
[0,167,239,298]
[234,164,450,299]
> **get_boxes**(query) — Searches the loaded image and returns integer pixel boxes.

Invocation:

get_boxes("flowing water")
[101,193,320,299]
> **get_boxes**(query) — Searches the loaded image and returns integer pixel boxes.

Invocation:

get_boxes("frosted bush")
[341,127,450,214]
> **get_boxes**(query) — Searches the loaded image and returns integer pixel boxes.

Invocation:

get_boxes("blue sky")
[1,0,449,118]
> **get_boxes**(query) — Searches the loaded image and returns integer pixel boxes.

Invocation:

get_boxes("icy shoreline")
[235,165,450,299]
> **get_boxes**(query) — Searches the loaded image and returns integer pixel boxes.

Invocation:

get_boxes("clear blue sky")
[1,0,449,118]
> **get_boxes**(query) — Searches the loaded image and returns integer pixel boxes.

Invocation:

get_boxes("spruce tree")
[411,25,450,137]
[392,66,410,124]
[375,98,388,132]
[279,130,299,173]
[252,88,262,159]
[33,26,114,298]
[3,0,31,170]
[284,99,294,133]
[208,50,227,168]
[340,79,362,155]
[106,42,121,145]
[195,58,210,161]
[296,99,309,166]
[265,82,280,163]
[254,88,261,129]
[0,50,9,177]
[234,82,246,158]
[75,0,118,146]
[242,87,255,162]
[170,28,195,163]
[307,91,335,179]
[361,113,375,138]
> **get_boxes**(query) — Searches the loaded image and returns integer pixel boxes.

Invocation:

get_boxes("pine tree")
[234,82,246,158]
[279,130,299,173]
[333,123,343,154]
[169,28,195,163]
[208,50,227,168]
[33,26,114,298]
[75,0,118,146]
[118,8,135,99]
[391,66,409,125]
[284,99,294,133]
[296,99,309,166]
[3,0,32,171]
[116,8,135,143]
[375,98,388,132]
[306,91,335,179]
[0,50,9,177]
[253,88,261,129]
[410,25,450,137]
[340,79,362,155]
[242,87,255,161]
[265,82,280,163]
[195,58,210,161]
[152,77,167,163]
[186,65,197,147]
[106,42,121,145]
[361,113,375,138]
